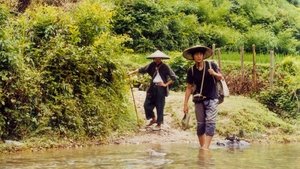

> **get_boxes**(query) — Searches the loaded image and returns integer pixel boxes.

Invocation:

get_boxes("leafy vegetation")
[0,1,136,141]
[257,57,300,118]
[165,92,296,142]
[0,0,299,146]
[112,0,300,54]
[216,96,294,139]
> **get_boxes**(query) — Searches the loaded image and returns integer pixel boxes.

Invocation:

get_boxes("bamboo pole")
[212,44,216,59]
[252,44,257,90]
[129,77,139,126]
[217,48,221,69]
[240,46,244,82]
[269,50,275,88]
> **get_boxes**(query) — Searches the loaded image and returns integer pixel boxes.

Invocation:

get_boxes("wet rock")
[216,140,250,149]
[147,149,167,157]
[216,136,250,149]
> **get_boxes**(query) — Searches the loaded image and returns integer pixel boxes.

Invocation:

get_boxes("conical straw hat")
[183,45,212,60]
[146,50,170,59]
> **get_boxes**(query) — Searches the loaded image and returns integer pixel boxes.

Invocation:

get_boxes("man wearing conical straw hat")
[128,50,177,131]
[182,45,223,150]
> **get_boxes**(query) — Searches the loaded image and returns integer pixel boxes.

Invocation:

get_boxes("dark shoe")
[146,119,157,126]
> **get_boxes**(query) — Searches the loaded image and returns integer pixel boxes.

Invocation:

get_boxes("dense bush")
[112,0,202,52]
[287,0,300,7]
[257,57,300,118]
[112,0,300,54]
[0,1,135,140]
[244,26,277,53]
[168,52,193,91]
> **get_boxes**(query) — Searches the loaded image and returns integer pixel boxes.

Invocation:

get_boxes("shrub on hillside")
[168,53,193,91]
[0,1,135,140]
[111,0,300,54]
[112,0,201,52]
[257,57,299,118]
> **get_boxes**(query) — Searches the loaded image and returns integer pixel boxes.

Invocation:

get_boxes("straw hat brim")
[183,45,212,60]
[146,50,170,59]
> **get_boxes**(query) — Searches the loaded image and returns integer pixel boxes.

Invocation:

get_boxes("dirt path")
[113,89,198,145]
[111,89,300,145]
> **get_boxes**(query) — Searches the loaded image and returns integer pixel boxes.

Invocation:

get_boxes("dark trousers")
[144,85,166,125]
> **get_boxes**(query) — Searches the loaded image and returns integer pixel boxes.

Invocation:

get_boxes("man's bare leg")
[202,135,213,150]
[198,135,205,147]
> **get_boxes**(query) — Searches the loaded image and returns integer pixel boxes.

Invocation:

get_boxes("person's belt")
[153,82,162,86]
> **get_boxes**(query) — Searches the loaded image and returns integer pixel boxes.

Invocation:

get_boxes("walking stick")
[129,76,139,126]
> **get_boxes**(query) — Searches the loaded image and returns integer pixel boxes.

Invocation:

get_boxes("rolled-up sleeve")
[186,68,193,84]
[138,64,150,74]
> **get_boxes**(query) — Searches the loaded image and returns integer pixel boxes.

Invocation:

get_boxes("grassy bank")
[217,96,298,143]
[165,92,300,143]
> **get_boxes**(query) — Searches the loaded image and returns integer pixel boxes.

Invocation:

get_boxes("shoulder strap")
[199,62,206,95]
[208,61,216,84]
[190,63,206,95]
[153,63,163,78]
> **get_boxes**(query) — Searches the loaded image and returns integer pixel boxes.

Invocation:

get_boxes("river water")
[0,143,299,169]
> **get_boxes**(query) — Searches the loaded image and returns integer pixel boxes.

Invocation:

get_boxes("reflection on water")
[0,143,300,169]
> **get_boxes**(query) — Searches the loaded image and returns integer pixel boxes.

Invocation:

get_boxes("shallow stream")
[0,143,299,169]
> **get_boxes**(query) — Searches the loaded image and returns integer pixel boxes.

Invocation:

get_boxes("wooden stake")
[217,48,221,69]
[212,44,216,60]
[252,44,257,90]
[270,50,275,88]
[240,46,244,82]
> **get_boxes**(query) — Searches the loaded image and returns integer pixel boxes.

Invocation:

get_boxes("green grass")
[165,92,298,143]
[124,51,300,68]
[217,96,294,138]
[212,52,289,64]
